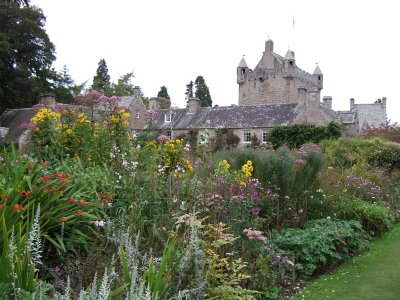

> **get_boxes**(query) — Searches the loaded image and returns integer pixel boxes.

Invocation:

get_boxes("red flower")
[79,199,86,206]
[0,204,3,209]
[44,188,49,193]
[69,197,75,203]
[32,185,37,189]
[18,190,30,196]
[55,171,63,179]
[63,173,71,179]
[1,194,8,201]
[26,164,33,170]
[76,210,84,217]
[59,216,67,222]
[41,161,47,166]
[60,179,67,187]
[13,204,23,211]
[40,175,51,183]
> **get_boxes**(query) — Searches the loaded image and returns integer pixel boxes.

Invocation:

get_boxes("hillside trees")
[0,0,56,111]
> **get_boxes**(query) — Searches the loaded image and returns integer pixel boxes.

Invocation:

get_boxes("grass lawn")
[292,223,400,300]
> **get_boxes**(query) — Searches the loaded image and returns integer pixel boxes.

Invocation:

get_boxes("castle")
[0,39,388,148]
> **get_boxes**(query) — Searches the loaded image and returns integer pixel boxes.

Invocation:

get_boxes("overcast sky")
[31,0,399,123]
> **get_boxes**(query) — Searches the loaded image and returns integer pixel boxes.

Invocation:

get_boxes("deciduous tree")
[0,0,56,110]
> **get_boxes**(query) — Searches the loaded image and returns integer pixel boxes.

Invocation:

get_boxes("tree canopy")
[91,59,111,95]
[157,86,170,100]
[185,81,193,101]
[194,75,212,107]
[110,72,135,96]
[0,0,56,111]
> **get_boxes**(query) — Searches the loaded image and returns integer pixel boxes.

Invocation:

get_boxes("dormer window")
[165,113,172,122]
[135,111,140,118]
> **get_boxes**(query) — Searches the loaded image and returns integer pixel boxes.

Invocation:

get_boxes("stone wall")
[354,102,387,132]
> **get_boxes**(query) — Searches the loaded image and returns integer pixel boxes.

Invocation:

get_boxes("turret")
[265,39,274,69]
[237,56,248,85]
[284,49,296,68]
[313,64,323,90]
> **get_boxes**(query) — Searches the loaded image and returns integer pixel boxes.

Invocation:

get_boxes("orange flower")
[1,194,8,201]
[0,204,3,209]
[60,179,67,187]
[76,210,84,217]
[26,164,33,170]
[44,188,49,193]
[55,171,63,179]
[63,173,71,179]
[41,161,48,166]
[69,197,75,203]
[18,190,30,196]
[32,185,37,189]
[13,204,23,211]
[79,199,86,206]
[59,216,67,222]
[40,175,51,183]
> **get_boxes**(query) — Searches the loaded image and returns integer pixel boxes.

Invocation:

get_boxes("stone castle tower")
[237,39,323,106]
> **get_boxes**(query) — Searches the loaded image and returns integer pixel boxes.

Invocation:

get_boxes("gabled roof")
[153,104,299,130]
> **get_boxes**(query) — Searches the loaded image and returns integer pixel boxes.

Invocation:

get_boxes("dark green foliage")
[157,86,170,100]
[267,121,343,149]
[274,219,370,278]
[194,75,212,107]
[334,195,394,236]
[185,81,193,100]
[52,65,84,103]
[91,59,111,95]
[0,0,56,110]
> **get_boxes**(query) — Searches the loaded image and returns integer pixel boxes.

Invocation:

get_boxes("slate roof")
[313,65,323,75]
[153,104,299,130]
[237,57,248,68]
[0,109,36,140]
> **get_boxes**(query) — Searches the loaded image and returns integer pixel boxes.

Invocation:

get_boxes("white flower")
[94,220,106,227]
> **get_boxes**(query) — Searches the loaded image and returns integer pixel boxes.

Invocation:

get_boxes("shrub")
[267,121,343,149]
[273,218,370,278]
[334,195,394,236]
[320,137,400,171]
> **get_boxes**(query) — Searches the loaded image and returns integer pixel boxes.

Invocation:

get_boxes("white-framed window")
[243,130,251,143]
[166,130,172,139]
[262,129,268,143]
[135,111,140,118]
[165,113,172,122]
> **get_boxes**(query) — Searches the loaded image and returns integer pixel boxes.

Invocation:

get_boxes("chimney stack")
[187,97,200,113]
[40,93,56,107]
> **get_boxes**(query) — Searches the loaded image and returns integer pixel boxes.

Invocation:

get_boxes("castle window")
[241,69,245,74]
[165,113,172,122]
[135,111,140,118]
[243,130,251,143]
[318,75,321,80]
[262,129,268,143]
[289,61,293,66]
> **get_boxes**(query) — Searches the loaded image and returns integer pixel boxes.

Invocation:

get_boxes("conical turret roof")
[237,56,248,68]
[313,65,323,75]
[285,49,295,60]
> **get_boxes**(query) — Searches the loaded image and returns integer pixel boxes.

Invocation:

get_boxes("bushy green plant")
[320,137,400,171]
[267,121,343,149]
[273,218,370,278]
[334,194,394,236]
